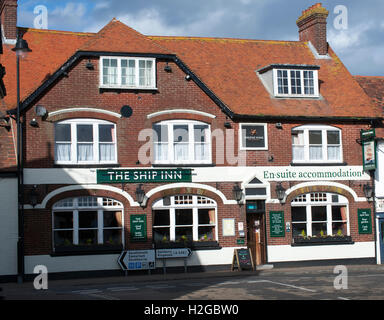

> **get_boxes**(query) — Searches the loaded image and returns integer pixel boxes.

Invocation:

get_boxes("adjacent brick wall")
[1,0,18,40]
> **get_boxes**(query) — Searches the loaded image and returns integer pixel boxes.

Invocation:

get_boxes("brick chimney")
[1,0,18,43]
[296,3,329,56]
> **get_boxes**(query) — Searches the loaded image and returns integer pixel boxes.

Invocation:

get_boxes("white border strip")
[144,182,236,205]
[48,108,122,119]
[283,181,366,202]
[25,184,139,209]
[147,109,216,119]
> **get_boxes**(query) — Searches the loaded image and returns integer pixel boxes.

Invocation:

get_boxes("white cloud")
[86,7,228,36]
[328,22,374,52]
[51,3,87,18]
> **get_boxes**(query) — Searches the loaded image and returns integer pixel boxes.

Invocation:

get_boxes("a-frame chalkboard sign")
[231,248,255,271]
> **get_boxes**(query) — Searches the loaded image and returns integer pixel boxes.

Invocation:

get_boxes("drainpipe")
[16,53,25,284]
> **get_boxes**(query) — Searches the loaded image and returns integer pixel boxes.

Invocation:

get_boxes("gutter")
[232,113,383,124]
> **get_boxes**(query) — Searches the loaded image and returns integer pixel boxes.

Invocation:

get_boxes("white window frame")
[291,193,350,237]
[152,195,218,242]
[153,120,212,165]
[54,118,118,165]
[273,69,319,98]
[52,196,124,250]
[99,56,157,90]
[291,124,343,164]
[239,123,268,151]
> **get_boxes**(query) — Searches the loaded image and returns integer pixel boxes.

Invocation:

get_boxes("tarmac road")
[1,264,384,301]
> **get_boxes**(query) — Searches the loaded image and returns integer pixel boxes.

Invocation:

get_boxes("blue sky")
[17,0,384,76]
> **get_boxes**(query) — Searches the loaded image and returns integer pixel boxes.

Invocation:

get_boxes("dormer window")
[257,64,320,98]
[273,69,318,97]
[100,57,156,89]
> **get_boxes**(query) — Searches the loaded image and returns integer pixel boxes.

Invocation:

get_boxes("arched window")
[292,125,342,163]
[152,195,217,243]
[153,120,212,164]
[52,196,123,252]
[291,192,349,238]
[54,119,117,164]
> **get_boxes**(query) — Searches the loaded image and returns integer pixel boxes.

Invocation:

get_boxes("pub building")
[0,1,382,280]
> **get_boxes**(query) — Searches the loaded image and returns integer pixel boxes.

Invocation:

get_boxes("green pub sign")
[270,211,285,237]
[357,209,372,234]
[361,129,376,172]
[97,169,193,184]
[130,215,147,242]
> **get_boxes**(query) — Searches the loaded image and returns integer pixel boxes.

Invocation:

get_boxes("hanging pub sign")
[97,169,193,184]
[361,129,377,172]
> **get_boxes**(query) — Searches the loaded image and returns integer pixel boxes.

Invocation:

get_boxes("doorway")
[379,217,384,264]
[246,201,266,266]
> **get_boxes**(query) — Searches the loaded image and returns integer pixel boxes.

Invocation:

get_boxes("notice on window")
[222,218,236,237]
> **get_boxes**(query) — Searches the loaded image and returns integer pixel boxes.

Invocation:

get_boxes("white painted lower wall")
[25,247,243,274]
[0,178,18,277]
[267,242,375,263]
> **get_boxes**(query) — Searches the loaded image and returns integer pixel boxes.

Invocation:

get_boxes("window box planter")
[154,241,221,250]
[292,236,354,246]
[53,244,123,256]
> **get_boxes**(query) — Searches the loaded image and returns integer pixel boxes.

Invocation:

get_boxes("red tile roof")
[151,36,381,118]
[0,27,93,111]
[79,19,170,55]
[354,76,384,112]
[0,19,381,121]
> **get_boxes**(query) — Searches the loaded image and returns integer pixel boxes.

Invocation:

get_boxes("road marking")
[72,289,103,294]
[247,280,269,284]
[262,280,317,293]
[338,297,350,300]
[217,281,241,285]
[107,287,139,292]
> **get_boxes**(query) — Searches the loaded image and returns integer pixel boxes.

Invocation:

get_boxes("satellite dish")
[35,105,48,117]
[121,105,133,118]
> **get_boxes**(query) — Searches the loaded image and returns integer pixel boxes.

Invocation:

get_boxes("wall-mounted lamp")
[232,183,243,203]
[30,118,39,128]
[224,122,232,129]
[86,60,94,70]
[363,183,374,200]
[164,62,172,73]
[29,186,39,208]
[275,123,283,129]
[135,184,146,207]
[275,183,286,202]
[185,74,192,81]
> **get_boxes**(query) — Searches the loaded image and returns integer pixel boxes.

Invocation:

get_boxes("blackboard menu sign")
[358,209,372,234]
[231,249,255,271]
[130,215,147,242]
[270,211,285,237]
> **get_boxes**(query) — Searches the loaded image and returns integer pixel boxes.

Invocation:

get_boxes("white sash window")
[55,119,117,164]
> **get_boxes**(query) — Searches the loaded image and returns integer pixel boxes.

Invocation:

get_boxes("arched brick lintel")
[146,186,224,208]
[286,185,355,204]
